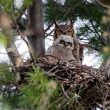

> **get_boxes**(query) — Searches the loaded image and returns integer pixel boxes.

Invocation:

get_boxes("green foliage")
[49,91,84,110]
[101,46,110,60]
[0,63,15,84]
[0,0,110,110]
[0,32,9,47]
[23,0,32,8]
[20,67,58,109]
[0,67,59,110]
[45,0,82,22]
[20,67,83,110]
[0,28,16,47]
[0,0,32,19]
[21,68,47,107]
[45,0,103,22]
[45,0,65,22]
[0,0,14,13]
[0,66,84,110]
[14,0,32,19]
[45,0,107,53]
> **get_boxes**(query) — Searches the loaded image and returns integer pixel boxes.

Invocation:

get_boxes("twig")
[14,21,35,62]
[45,29,54,38]
[47,65,59,74]
[44,22,54,32]
[103,87,109,107]
[61,83,70,99]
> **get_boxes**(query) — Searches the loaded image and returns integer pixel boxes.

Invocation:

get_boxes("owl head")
[54,19,74,39]
[53,35,74,50]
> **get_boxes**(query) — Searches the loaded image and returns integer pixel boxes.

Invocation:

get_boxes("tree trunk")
[6,42,23,67]
[0,12,23,67]
[5,32,24,83]
[3,29,24,67]
[29,0,45,57]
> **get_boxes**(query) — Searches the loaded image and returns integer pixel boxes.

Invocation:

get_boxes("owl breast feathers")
[46,35,76,64]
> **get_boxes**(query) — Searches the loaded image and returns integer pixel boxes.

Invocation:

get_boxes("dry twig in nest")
[14,57,110,110]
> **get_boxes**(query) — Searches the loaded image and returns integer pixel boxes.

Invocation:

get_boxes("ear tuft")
[54,20,60,27]
[67,18,73,27]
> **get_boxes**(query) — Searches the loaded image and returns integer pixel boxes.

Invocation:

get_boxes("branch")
[15,21,35,61]
[89,19,101,39]
[44,22,54,32]
[90,21,107,46]
[45,29,54,38]
[82,44,100,51]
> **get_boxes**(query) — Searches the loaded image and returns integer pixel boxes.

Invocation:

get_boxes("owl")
[46,35,76,64]
[54,20,74,39]
[54,20,83,63]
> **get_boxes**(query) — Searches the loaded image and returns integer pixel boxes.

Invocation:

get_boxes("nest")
[15,58,110,110]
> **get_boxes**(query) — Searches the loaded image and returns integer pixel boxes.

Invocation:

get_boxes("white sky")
[0,0,102,68]
[0,25,102,68]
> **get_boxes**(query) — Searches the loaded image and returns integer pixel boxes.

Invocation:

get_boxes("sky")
[0,0,102,68]
[0,24,102,68]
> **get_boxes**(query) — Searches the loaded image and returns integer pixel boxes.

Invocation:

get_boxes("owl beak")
[65,43,69,47]
[60,43,65,48]
[61,31,66,35]
[65,43,73,49]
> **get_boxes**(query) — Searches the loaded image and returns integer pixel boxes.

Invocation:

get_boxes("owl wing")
[72,38,83,63]
[45,46,59,64]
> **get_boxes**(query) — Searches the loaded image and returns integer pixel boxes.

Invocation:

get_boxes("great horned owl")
[54,20,74,39]
[54,20,83,63]
[46,35,76,64]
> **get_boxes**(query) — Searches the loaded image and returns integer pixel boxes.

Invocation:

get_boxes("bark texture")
[29,0,45,57]
[0,12,23,67]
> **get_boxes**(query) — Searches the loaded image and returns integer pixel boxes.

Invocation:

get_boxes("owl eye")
[67,30,72,33]
[67,42,72,47]
[60,40,66,46]
[60,40,65,44]
[56,30,60,33]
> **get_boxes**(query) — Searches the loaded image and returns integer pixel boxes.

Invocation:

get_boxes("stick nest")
[16,58,110,110]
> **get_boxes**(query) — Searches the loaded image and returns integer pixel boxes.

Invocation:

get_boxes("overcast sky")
[0,0,102,68]
[0,24,101,68]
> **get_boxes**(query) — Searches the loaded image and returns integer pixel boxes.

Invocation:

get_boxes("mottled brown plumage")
[54,20,83,63]
[46,20,83,64]
[46,35,76,64]
[54,20,74,39]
